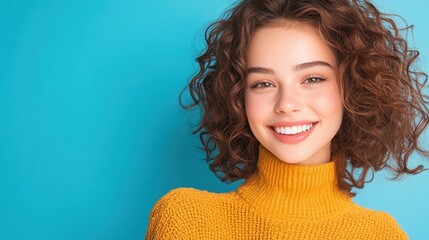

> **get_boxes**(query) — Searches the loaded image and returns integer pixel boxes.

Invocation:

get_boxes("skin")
[244,23,344,165]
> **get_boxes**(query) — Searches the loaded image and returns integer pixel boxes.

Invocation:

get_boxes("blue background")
[0,0,428,239]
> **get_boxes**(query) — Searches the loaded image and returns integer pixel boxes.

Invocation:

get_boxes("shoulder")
[148,187,215,217]
[151,187,225,211]
[347,205,408,239]
[375,211,408,239]
[145,187,232,239]
[152,187,236,214]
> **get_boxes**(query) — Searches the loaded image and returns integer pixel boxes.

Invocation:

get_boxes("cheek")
[244,94,257,123]
[308,86,343,120]
[245,93,270,124]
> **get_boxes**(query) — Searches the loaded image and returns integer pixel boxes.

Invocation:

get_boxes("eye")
[303,76,326,85]
[250,81,275,89]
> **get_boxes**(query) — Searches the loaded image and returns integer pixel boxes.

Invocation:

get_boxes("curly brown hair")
[180,0,429,197]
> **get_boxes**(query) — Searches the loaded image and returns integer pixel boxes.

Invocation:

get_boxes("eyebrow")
[247,61,334,75]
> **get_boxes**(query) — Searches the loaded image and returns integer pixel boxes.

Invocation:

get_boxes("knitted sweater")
[145,146,408,239]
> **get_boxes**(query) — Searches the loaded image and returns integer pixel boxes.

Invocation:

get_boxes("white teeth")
[274,123,313,135]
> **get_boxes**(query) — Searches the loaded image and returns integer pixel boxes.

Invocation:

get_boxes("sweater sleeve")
[145,188,197,240]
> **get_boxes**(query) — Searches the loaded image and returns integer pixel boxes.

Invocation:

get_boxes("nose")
[274,87,303,114]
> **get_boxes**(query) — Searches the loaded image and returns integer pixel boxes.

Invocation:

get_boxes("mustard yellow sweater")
[146,146,408,239]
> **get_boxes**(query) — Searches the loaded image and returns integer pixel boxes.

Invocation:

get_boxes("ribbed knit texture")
[146,145,408,239]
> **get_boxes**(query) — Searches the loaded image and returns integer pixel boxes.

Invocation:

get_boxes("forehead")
[246,23,337,69]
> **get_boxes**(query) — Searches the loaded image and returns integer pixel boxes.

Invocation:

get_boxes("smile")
[270,122,318,144]
[273,123,313,135]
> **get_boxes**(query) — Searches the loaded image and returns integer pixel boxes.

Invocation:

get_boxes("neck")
[235,145,353,219]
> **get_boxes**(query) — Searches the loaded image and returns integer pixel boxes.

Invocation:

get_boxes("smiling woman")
[245,23,343,166]
[145,0,428,239]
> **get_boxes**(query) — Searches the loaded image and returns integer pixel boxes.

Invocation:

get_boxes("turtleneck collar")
[235,145,353,220]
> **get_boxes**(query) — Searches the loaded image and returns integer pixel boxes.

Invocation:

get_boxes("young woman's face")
[244,23,343,165]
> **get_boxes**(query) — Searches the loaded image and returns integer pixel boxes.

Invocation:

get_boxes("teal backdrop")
[0,0,428,239]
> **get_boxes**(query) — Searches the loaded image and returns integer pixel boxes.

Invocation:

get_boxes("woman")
[146,0,428,239]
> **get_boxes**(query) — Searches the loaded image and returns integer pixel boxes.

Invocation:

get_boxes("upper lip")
[270,121,318,127]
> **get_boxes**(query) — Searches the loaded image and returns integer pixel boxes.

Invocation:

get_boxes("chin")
[266,144,329,166]
[276,155,311,165]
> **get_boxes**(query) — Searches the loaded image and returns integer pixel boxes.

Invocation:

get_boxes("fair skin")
[244,22,344,165]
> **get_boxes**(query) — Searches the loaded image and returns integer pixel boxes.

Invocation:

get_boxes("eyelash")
[250,82,274,89]
[303,76,327,85]
[250,76,326,89]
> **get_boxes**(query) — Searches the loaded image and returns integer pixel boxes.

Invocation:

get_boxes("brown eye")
[251,82,274,89]
[303,76,326,85]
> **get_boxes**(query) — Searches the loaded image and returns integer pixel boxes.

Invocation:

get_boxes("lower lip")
[271,122,318,144]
